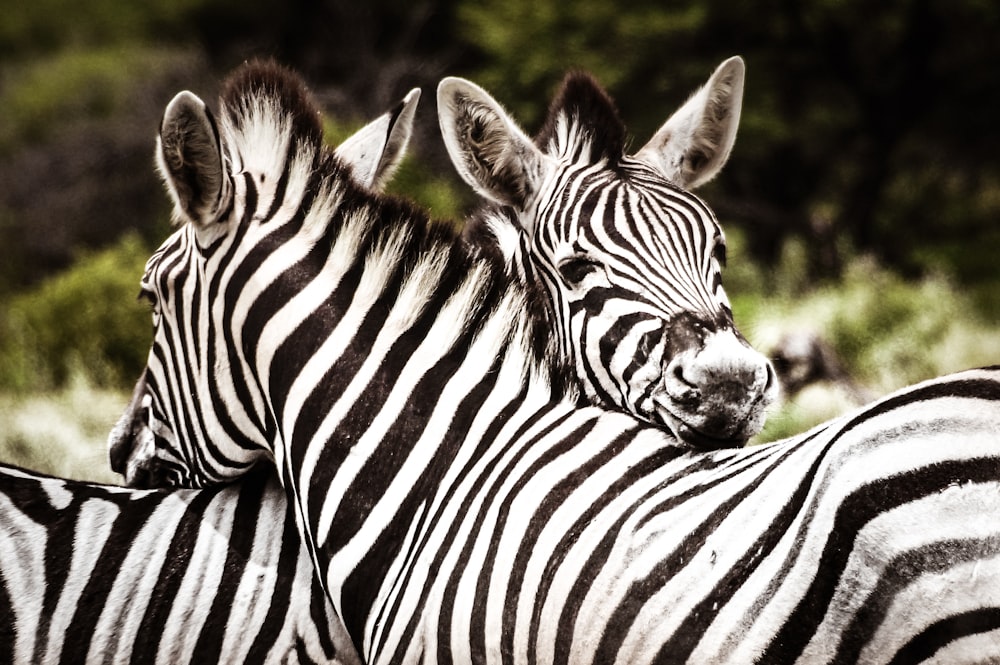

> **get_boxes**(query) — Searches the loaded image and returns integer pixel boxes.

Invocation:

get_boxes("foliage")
[725,231,1000,443]
[457,0,1000,284]
[324,116,473,222]
[0,234,151,392]
[0,0,208,58]
[0,46,181,153]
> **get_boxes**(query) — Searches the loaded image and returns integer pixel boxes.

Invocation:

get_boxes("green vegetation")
[0,234,151,392]
[0,46,182,154]
[0,381,122,483]
[726,230,1000,443]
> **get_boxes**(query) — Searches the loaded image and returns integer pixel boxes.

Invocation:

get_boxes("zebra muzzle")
[657,331,777,448]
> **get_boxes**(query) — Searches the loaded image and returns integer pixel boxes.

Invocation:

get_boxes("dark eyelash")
[713,242,727,268]
[558,257,601,286]
[137,289,156,307]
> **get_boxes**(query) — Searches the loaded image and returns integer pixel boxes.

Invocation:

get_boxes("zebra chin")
[652,404,754,450]
[107,421,178,489]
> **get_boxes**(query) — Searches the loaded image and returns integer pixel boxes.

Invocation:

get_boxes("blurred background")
[2,0,999,482]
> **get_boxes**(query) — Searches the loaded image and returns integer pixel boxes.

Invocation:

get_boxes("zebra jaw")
[108,392,173,488]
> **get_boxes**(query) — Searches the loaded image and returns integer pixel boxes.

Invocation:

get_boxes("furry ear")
[156,91,230,227]
[437,77,546,214]
[335,88,421,192]
[634,56,745,189]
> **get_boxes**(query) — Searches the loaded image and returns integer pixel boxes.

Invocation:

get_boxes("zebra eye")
[557,256,602,287]
[138,288,160,326]
[712,241,727,268]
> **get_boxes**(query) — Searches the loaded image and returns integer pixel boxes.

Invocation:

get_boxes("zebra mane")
[535,71,628,165]
[219,59,325,157]
[215,58,345,202]
[216,60,565,397]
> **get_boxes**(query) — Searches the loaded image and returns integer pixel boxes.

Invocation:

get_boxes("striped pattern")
[439,64,777,448]
[335,369,1000,663]
[0,463,357,664]
[114,61,1000,663]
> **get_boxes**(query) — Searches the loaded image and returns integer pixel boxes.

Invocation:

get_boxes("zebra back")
[0,462,358,664]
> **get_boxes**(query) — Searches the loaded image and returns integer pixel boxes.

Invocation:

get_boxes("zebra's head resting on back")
[108,60,422,488]
[438,57,777,449]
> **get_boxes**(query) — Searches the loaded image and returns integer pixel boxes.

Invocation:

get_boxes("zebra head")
[438,58,777,449]
[108,62,421,488]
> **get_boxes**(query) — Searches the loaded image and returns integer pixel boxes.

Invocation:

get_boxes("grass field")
[0,379,124,483]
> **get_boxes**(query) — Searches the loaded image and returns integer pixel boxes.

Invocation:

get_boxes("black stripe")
[189,472,270,661]
[465,408,581,664]
[353,346,518,660]
[432,389,544,664]
[131,487,219,662]
[338,308,503,654]
[496,415,605,662]
[836,537,1000,663]
[585,440,811,664]
[245,475,311,663]
[60,493,162,661]
[258,140,297,224]
[889,607,1000,665]
[761,458,1000,663]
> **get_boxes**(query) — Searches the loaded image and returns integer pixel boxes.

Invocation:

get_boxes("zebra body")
[109,61,1000,663]
[0,463,357,664]
[0,72,422,665]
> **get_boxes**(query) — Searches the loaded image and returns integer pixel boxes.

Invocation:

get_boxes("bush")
[726,235,1000,443]
[0,233,151,391]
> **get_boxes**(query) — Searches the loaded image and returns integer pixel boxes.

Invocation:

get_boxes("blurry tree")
[458,0,1000,288]
[0,233,151,391]
[0,0,998,347]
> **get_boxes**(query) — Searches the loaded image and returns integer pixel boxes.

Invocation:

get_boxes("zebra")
[0,70,423,665]
[108,60,1000,663]
[442,57,778,447]
[0,462,359,664]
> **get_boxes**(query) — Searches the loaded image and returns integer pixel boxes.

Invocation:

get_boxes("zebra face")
[109,62,422,487]
[440,58,777,448]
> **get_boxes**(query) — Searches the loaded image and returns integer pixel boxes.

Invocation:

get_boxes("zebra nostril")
[673,363,696,389]
[667,361,701,404]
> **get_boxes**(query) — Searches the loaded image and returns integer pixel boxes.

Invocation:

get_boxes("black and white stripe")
[0,463,357,664]
[440,59,777,449]
[110,61,1000,663]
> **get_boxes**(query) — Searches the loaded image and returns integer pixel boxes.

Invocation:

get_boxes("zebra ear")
[335,88,421,192]
[156,91,229,228]
[634,56,745,189]
[437,77,546,214]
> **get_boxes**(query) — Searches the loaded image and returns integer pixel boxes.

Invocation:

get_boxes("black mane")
[220,58,326,151]
[535,71,628,164]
